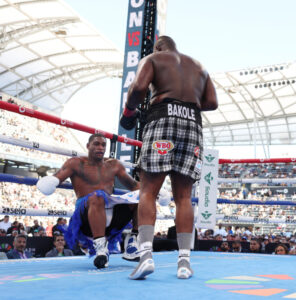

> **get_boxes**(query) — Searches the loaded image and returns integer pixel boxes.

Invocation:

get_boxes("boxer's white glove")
[157,188,171,206]
[36,175,59,195]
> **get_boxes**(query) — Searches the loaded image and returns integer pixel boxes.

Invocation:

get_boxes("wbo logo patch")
[152,140,174,155]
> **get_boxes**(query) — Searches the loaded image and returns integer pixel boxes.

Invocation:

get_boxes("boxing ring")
[1,101,296,299]
[1,252,296,300]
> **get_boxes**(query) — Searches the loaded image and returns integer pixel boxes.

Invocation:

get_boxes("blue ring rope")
[0,173,296,206]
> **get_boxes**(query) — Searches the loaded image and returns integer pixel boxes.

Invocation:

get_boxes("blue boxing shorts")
[63,190,139,256]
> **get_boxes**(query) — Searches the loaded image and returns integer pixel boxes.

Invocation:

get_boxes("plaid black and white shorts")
[139,100,203,181]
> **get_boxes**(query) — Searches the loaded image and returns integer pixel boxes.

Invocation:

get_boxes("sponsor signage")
[1,207,27,215]
[116,0,146,173]
[0,208,73,217]
[116,0,167,173]
[196,149,219,229]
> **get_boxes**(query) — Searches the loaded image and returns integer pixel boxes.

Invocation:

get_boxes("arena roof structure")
[206,62,296,150]
[1,1,296,151]
[0,0,123,114]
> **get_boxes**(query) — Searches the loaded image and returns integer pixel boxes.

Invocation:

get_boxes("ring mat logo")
[204,172,214,184]
[201,211,212,220]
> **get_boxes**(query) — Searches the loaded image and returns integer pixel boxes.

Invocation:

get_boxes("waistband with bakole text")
[146,98,202,124]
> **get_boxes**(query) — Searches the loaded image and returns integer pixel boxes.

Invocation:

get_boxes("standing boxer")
[120,36,218,279]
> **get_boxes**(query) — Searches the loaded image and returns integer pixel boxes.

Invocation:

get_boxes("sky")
[61,0,296,158]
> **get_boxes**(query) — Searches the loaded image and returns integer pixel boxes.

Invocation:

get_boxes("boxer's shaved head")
[154,36,176,51]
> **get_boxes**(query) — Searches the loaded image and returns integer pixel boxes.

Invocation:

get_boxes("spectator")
[46,221,53,237]
[214,224,227,237]
[227,226,234,235]
[243,226,253,236]
[232,241,243,253]
[38,229,47,237]
[289,242,296,255]
[62,218,68,230]
[29,220,42,235]
[11,230,19,237]
[234,226,242,235]
[0,229,6,236]
[0,215,11,232]
[274,244,289,255]
[261,236,270,252]
[6,234,33,259]
[249,239,262,253]
[220,241,230,252]
[45,234,73,257]
[6,221,20,236]
[214,234,223,241]
[52,218,64,236]
[0,252,7,259]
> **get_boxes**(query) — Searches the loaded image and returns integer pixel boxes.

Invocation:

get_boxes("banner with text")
[116,0,167,174]
[116,0,146,173]
[196,149,219,229]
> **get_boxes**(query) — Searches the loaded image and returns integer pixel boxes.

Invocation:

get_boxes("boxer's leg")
[129,171,167,280]
[170,171,194,279]
[87,194,108,268]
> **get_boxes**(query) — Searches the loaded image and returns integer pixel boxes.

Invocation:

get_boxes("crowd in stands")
[196,224,296,255]
[0,215,68,238]
[0,94,85,166]
[1,93,296,259]
[1,180,296,237]
[219,162,296,181]
[0,182,75,228]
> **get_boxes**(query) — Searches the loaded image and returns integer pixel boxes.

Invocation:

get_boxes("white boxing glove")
[157,188,172,206]
[36,175,59,195]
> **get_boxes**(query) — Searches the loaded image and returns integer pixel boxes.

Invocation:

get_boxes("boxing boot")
[122,233,140,262]
[93,237,109,269]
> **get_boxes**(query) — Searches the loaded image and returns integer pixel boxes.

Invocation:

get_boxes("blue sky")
[62,0,296,157]
[64,0,296,71]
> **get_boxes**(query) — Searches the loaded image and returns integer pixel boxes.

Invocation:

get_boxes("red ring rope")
[0,101,142,148]
[1,101,296,164]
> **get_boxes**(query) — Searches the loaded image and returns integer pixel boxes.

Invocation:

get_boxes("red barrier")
[0,101,142,148]
[219,158,296,164]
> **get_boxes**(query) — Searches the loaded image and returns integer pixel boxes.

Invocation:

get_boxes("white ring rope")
[1,208,295,224]
[0,134,136,169]
[1,134,296,184]
[219,178,296,184]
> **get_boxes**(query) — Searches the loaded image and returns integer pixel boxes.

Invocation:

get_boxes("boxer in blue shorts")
[37,133,140,268]
[120,36,218,279]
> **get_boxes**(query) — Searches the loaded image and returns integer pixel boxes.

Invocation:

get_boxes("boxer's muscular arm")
[126,56,154,109]
[116,161,140,191]
[54,157,77,182]
[37,158,78,196]
[201,74,218,111]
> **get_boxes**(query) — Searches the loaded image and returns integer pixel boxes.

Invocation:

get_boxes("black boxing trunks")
[139,98,203,181]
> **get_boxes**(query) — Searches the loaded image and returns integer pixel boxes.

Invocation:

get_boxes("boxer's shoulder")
[103,157,121,167]
[64,156,86,170]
